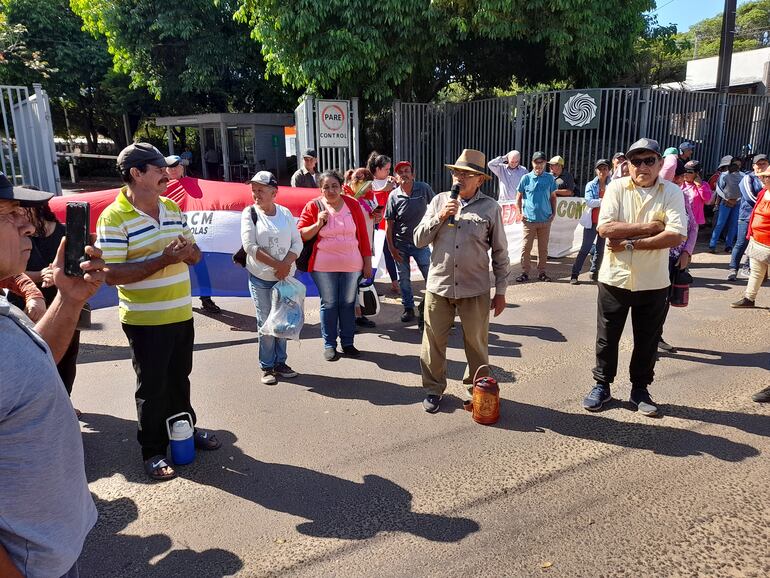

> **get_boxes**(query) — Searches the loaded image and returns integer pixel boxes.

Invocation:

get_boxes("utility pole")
[714,0,737,169]
[715,0,737,92]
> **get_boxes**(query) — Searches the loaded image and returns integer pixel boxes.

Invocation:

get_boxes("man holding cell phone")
[0,173,105,578]
[96,143,221,482]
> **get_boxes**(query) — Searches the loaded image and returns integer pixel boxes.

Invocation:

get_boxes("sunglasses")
[628,156,659,167]
[451,170,481,179]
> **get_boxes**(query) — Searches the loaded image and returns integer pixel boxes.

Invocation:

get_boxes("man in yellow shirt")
[583,138,687,417]
[97,143,221,481]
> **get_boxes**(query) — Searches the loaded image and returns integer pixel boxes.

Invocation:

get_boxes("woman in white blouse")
[241,171,303,385]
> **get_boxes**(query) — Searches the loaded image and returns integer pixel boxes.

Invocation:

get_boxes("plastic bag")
[259,277,306,341]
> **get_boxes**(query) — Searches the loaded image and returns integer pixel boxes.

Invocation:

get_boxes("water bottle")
[166,412,195,465]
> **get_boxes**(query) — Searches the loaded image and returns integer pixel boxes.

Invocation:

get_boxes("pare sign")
[318,100,350,147]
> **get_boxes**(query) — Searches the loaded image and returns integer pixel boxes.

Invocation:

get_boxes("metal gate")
[0,83,60,194]
[393,88,770,195]
[294,96,360,175]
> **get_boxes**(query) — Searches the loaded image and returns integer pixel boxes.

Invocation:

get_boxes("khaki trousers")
[521,220,551,274]
[745,257,768,301]
[420,291,490,396]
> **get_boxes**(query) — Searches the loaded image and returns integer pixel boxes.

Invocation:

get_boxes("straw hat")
[445,149,492,180]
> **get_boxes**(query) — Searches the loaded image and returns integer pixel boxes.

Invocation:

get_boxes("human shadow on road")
[491,399,759,462]
[78,337,259,364]
[79,495,242,577]
[689,276,734,291]
[489,323,567,343]
[663,404,770,438]
[661,347,770,370]
[194,307,258,332]
[80,415,479,543]
[295,373,424,406]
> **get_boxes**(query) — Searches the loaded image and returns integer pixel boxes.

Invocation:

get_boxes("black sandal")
[538,272,552,282]
[515,272,529,283]
[144,455,176,481]
[194,430,222,450]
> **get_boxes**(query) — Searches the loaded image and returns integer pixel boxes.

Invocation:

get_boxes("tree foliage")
[71,0,299,113]
[0,11,53,79]
[235,0,654,103]
[620,15,690,86]
[1,0,144,151]
[680,0,770,59]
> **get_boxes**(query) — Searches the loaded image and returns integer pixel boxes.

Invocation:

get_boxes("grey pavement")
[73,243,769,577]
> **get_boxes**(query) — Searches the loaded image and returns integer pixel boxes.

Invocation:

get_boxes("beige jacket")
[414,190,509,298]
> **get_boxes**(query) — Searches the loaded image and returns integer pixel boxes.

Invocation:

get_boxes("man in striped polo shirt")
[97,143,221,481]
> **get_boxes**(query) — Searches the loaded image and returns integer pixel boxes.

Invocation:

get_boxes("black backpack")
[232,206,257,267]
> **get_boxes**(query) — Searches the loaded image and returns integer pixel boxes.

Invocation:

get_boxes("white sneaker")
[739,264,751,279]
[261,369,277,385]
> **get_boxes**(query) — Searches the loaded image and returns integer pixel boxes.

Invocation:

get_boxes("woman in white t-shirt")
[241,171,303,385]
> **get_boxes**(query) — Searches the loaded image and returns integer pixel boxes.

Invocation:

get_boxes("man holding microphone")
[414,149,509,414]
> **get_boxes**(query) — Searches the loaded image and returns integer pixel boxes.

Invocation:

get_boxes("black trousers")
[593,283,668,389]
[122,319,197,460]
[58,330,80,395]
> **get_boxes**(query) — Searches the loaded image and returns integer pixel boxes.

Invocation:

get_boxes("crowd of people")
[1,134,768,576]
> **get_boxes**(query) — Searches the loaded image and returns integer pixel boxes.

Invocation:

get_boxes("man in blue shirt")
[385,160,435,325]
[729,153,768,280]
[516,151,557,282]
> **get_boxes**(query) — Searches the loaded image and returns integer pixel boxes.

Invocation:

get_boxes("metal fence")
[393,87,770,196]
[0,83,60,194]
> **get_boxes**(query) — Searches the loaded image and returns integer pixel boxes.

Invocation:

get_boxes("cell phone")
[65,202,90,277]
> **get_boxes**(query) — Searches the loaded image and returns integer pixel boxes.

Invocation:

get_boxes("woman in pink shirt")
[298,171,373,361]
[681,160,713,226]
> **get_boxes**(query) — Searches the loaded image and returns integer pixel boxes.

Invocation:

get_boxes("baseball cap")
[394,161,412,173]
[753,153,768,164]
[718,155,734,169]
[679,141,695,151]
[0,173,53,206]
[548,155,565,166]
[167,155,182,167]
[594,159,611,169]
[626,138,661,157]
[117,142,176,171]
[612,152,626,161]
[532,151,547,162]
[663,147,679,157]
[302,148,317,159]
[684,160,701,172]
[250,170,278,187]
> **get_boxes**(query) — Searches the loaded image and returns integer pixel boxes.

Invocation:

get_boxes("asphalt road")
[73,243,768,578]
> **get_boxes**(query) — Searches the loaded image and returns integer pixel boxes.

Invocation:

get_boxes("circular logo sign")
[562,93,598,127]
[321,104,345,132]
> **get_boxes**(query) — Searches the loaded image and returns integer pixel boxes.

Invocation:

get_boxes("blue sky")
[652,0,752,33]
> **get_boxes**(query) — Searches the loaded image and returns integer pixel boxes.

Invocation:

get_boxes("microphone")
[447,183,461,227]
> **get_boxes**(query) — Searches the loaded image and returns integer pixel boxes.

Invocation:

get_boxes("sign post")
[317,100,350,147]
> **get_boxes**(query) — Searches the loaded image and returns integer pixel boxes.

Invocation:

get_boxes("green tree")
[71,0,299,113]
[235,0,654,104]
[0,12,53,79]
[1,0,147,151]
[681,0,770,59]
[619,15,690,85]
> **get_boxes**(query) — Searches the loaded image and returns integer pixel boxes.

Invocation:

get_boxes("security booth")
[156,113,295,182]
